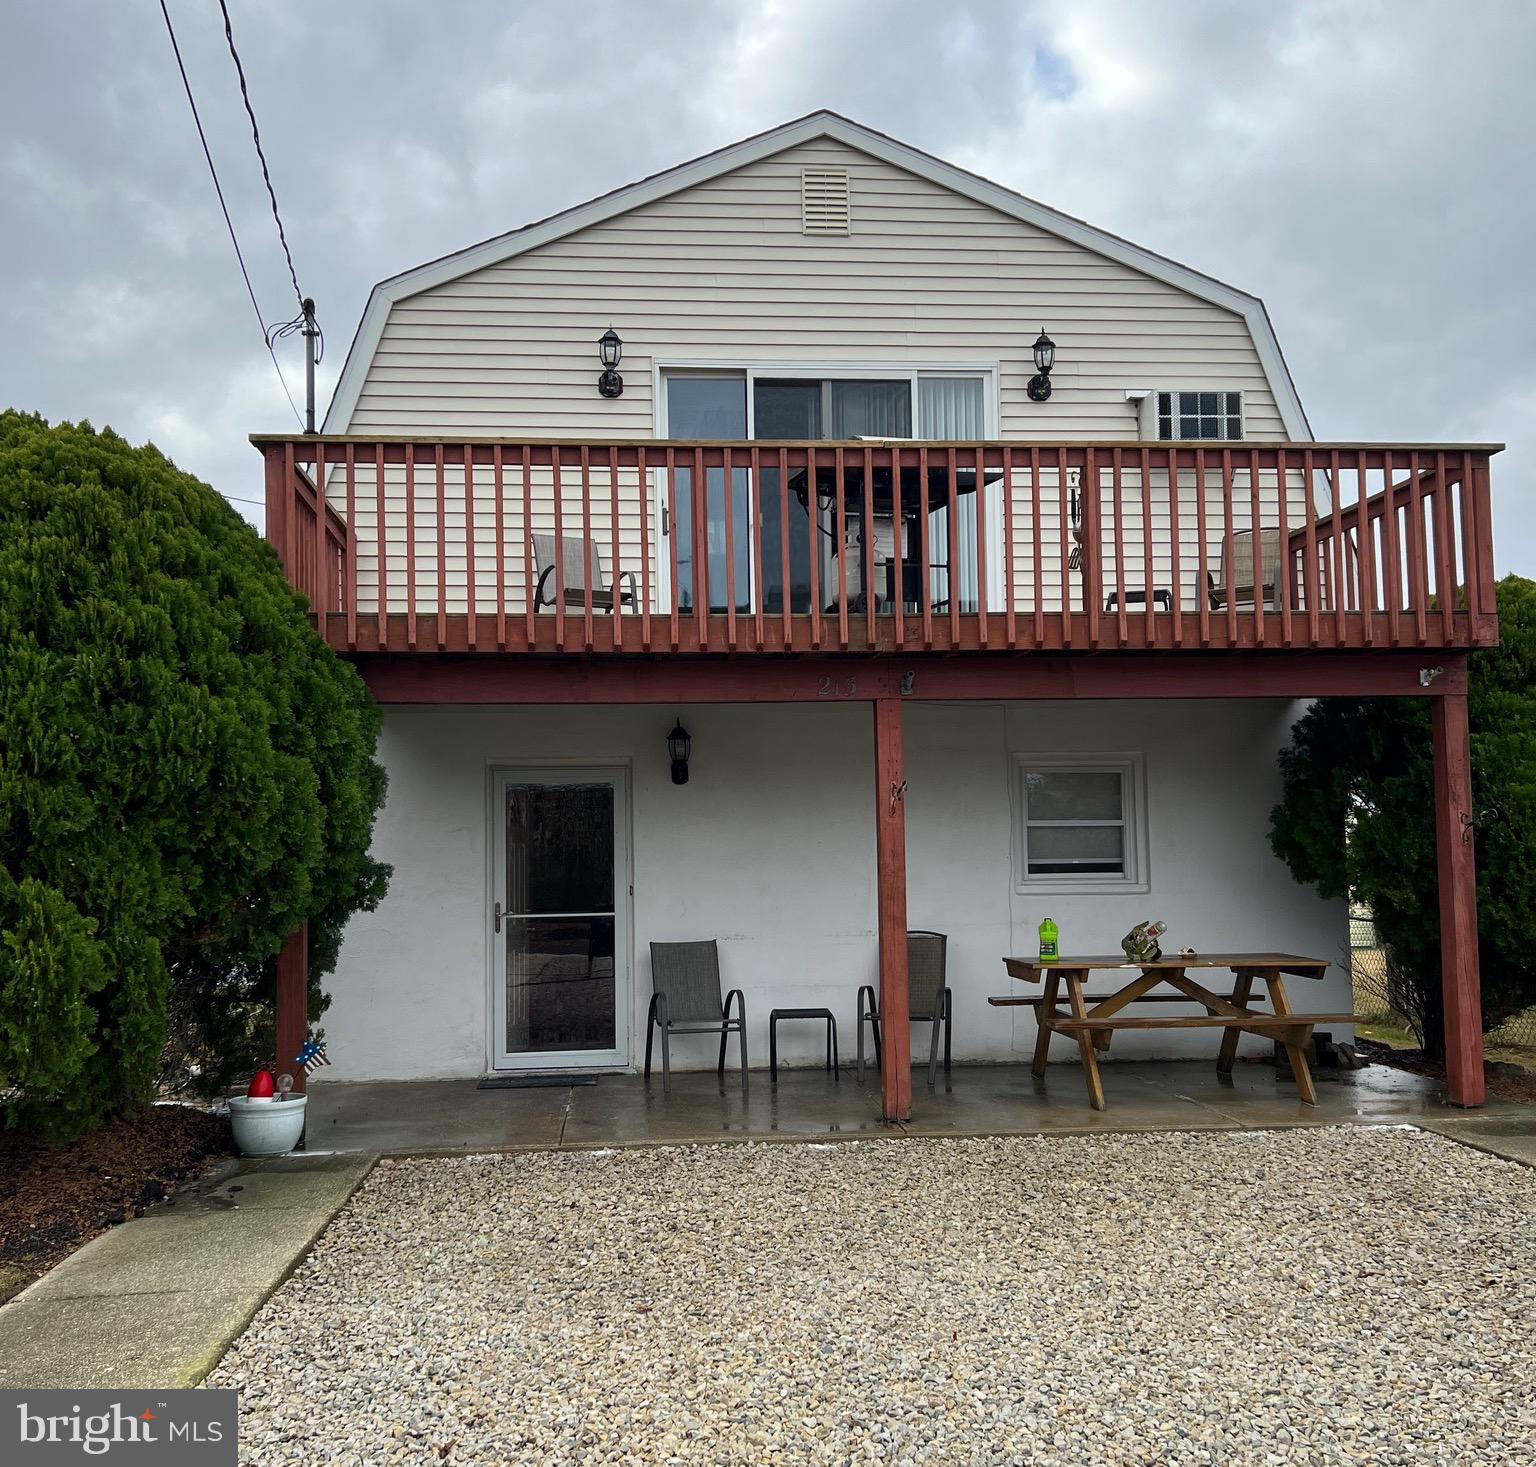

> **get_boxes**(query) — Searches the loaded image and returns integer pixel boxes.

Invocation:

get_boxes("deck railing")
[257,437,1499,655]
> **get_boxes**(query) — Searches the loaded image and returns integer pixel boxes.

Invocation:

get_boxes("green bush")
[0,871,106,1108]
[1269,575,1536,1057]
[0,411,389,1136]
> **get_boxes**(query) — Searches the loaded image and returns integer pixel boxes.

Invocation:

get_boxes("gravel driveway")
[210,1128,1536,1465]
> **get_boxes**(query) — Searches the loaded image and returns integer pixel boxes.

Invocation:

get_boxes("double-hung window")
[1014,753,1148,893]
[1156,391,1243,441]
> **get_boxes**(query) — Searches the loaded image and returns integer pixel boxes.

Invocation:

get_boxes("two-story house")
[257,112,1497,1121]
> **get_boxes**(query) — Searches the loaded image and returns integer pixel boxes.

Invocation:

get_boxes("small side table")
[1105,588,1173,612]
[769,1008,840,1082]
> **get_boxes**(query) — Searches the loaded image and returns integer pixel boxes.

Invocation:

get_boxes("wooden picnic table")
[988,953,1357,1110]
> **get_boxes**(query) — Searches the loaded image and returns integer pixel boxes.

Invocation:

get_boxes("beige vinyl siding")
[334,137,1295,616]
[346,137,1285,442]
[324,461,656,617]
[1003,463,1312,613]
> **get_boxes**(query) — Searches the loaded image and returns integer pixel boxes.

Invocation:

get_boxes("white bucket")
[228,1094,307,1156]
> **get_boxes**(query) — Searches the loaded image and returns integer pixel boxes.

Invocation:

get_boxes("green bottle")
[1038,916,1059,963]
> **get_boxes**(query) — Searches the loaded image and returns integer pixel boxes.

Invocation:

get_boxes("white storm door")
[491,768,630,1070]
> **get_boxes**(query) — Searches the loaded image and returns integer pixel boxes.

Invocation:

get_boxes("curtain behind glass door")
[918,377,986,611]
[829,380,911,438]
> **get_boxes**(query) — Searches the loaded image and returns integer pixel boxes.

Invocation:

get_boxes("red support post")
[1432,689,1484,1107]
[873,698,911,1122]
[263,446,289,573]
[275,924,309,1096]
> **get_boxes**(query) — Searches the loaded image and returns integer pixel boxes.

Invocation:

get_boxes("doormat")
[477,1074,599,1089]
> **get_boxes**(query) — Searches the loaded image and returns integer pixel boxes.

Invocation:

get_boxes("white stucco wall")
[318,699,1348,1081]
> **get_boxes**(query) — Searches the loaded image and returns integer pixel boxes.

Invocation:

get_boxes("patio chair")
[532,532,638,614]
[645,940,748,1095]
[1208,527,1282,611]
[855,931,952,1090]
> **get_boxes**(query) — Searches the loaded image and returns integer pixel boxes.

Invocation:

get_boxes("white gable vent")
[801,167,850,234]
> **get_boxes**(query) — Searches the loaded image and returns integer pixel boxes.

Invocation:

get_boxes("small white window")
[1156,391,1243,441]
[1014,754,1149,894]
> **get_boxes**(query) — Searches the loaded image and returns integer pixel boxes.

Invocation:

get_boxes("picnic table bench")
[988,953,1359,1110]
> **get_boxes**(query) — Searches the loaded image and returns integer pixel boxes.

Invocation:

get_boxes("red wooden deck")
[257,437,1500,659]
[256,433,1499,1120]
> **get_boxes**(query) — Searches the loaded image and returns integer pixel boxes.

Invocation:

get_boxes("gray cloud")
[3,0,1531,572]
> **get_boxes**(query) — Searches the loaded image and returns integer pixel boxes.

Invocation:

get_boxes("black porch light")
[1027,328,1057,402]
[667,719,692,785]
[598,327,624,398]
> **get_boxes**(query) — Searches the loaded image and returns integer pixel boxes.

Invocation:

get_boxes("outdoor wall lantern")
[1027,328,1057,402]
[597,327,624,398]
[667,719,692,785]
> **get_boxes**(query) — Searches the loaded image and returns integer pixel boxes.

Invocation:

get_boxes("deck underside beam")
[356,649,1469,705]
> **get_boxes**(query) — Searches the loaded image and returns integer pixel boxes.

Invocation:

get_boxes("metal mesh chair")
[532,532,638,613]
[855,931,952,1090]
[1208,528,1282,611]
[645,940,747,1095]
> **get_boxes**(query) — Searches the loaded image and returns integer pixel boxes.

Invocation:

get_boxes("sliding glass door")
[659,368,993,616]
[659,375,751,614]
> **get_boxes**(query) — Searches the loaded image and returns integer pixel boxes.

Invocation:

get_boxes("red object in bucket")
[247,1069,275,1099]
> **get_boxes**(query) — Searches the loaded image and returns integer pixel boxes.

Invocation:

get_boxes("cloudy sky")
[4,0,1533,572]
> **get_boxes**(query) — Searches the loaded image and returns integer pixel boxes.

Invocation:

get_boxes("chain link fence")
[1350,907,1536,1053]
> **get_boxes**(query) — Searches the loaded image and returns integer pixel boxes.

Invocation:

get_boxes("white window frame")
[1012,752,1150,895]
[1148,389,1245,442]
[654,361,1004,611]
[654,360,1000,437]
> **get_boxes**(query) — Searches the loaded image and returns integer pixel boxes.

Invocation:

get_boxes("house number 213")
[817,675,857,698]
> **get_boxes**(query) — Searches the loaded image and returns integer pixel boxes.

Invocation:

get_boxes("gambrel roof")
[323,111,1310,437]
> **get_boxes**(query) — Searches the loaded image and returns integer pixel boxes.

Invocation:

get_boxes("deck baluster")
[433,445,447,651]
[404,444,417,651]
[344,445,358,650]
[1380,448,1401,646]
[492,446,506,651]
[374,444,388,650]
[1194,448,1210,647]
[918,445,933,650]
[1301,449,1320,646]
[580,445,595,652]
[1001,445,1015,648]
[1167,445,1182,647]
[463,446,476,652]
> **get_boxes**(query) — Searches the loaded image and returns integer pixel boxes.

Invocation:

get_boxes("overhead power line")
[158,0,303,428]
[218,0,324,376]
[217,0,303,314]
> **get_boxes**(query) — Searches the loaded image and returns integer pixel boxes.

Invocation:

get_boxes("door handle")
[493,901,502,933]
[661,504,670,536]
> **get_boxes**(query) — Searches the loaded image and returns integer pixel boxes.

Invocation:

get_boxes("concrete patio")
[302,1060,1530,1155]
[3,1065,1527,1397]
